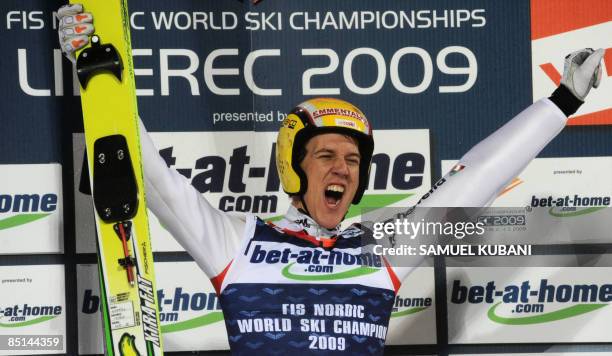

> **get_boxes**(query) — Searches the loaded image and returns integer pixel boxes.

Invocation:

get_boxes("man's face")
[298,133,361,230]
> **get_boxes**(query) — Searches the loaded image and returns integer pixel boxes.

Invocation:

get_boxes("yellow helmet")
[276,98,374,204]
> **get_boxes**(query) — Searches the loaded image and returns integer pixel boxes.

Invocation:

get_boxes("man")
[58,4,604,354]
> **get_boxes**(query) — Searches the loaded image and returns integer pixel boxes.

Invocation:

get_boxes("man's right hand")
[57,4,94,63]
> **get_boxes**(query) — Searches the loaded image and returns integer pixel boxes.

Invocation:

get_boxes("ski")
[72,0,163,354]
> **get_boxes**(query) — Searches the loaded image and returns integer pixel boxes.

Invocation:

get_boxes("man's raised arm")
[419,48,604,208]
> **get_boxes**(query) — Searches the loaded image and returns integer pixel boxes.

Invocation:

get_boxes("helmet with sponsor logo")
[276,97,374,204]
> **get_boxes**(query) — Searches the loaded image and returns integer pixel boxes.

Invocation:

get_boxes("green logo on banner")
[0,315,57,328]
[161,312,225,333]
[0,214,51,230]
[487,302,607,325]
[282,262,379,281]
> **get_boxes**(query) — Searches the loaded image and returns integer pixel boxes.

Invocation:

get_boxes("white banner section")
[442,157,612,244]
[386,267,437,345]
[77,262,229,354]
[447,267,612,344]
[0,164,63,254]
[0,265,66,355]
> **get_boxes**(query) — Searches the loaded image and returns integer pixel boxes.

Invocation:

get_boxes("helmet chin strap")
[295,195,311,217]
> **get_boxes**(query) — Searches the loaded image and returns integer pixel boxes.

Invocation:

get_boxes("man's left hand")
[561,48,605,101]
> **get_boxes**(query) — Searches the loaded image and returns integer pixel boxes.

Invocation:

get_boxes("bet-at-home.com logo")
[250,242,384,281]
[157,135,426,217]
[530,194,611,217]
[0,303,62,327]
[252,242,429,319]
[391,294,432,319]
[451,279,611,325]
[0,193,58,230]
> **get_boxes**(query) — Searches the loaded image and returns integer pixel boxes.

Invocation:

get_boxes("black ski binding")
[76,35,123,89]
[113,221,133,241]
[92,135,138,223]
[118,256,135,268]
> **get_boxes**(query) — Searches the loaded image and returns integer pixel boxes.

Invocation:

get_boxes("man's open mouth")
[324,184,345,207]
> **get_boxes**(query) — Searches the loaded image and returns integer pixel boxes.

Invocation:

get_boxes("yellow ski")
[71,0,163,354]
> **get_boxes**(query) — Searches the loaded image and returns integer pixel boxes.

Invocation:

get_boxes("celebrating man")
[58,4,604,354]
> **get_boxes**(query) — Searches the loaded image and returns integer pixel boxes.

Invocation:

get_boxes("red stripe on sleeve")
[382,257,401,293]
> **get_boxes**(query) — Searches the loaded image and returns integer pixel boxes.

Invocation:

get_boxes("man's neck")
[276,205,340,238]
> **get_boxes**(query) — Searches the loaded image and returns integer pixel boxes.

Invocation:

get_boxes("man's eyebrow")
[313,148,360,157]
[314,148,335,154]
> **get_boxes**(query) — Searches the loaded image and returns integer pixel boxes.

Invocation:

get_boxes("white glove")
[560,48,604,101]
[57,4,94,63]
